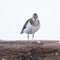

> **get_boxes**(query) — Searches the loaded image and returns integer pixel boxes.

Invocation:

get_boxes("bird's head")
[33,13,38,21]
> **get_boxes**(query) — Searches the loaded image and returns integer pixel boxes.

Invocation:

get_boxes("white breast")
[24,22,40,34]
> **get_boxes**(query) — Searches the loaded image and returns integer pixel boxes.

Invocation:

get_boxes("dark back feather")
[21,20,29,34]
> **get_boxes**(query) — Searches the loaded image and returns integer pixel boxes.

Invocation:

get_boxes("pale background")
[0,0,60,41]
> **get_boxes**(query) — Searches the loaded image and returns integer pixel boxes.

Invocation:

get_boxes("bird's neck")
[32,18,38,21]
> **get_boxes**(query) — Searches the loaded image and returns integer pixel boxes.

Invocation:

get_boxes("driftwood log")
[0,40,60,60]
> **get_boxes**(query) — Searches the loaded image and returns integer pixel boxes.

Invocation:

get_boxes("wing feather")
[20,20,29,34]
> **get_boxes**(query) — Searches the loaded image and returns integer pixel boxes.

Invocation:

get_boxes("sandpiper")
[21,13,40,40]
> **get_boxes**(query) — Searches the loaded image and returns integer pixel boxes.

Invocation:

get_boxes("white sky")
[0,0,60,41]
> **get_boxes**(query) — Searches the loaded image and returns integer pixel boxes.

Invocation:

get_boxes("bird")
[20,13,40,40]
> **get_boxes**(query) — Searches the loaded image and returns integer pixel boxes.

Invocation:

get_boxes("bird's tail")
[20,31,23,34]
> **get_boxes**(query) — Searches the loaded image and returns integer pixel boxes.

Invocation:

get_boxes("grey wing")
[20,20,29,34]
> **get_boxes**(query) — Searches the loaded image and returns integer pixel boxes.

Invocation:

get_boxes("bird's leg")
[32,34,34,40]
[27,34,29,40]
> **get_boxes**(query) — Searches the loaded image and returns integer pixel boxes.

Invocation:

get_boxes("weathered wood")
[0,40,60,60]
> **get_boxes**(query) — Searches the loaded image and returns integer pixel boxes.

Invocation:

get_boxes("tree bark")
[0,40,60,60]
